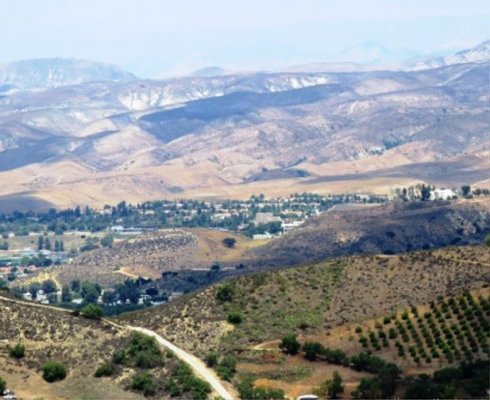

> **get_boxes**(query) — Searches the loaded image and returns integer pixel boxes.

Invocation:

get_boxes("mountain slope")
[0,58,136,90]
[0,43,488,208]
[252,199,490,266]
[412,40,490,70]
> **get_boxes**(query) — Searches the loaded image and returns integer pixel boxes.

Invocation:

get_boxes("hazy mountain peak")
[338,41,394,64]
[0,57,136,90]
[189,66,231,77]
[412,39,490,70]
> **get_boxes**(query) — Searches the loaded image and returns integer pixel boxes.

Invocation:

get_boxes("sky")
[1,0,489,77]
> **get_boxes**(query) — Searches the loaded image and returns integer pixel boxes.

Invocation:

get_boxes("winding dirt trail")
[128,326,235,400]
[0,294,235,399]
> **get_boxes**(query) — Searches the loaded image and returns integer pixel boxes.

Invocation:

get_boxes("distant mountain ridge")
[0,58,136,90]
[0,41,488,209]
[412,40,490,70]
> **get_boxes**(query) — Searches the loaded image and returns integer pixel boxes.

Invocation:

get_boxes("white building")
[254,212,281,225]
[282,220,304,232]
[252,233,274,240]
[431,189,456,200]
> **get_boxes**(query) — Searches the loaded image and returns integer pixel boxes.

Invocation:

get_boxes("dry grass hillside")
[117,245,490,357]
[15,228,260,288]
[252,198,490,266]
[117,245,490,398]
[0,294,142,399]
[232,288,490,398]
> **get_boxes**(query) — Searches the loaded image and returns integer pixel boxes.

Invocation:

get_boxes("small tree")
[94,362,116,377]
[61,285,72,303]
[206,352,218,367]
[80,304,104,319]
[0,377,6,394]
[327,371,344,399]
[216,284,234,302]
[70,279,81,292]
[461,185,471,197]
[81,281,99,304]
[420,185,432,201]
[100,234,114,248]
[29,282,40,300]
[227,312,243,324]
[131,372,157,396]
[279,334,300,355]
[42,279,57,294]
[485,234,490,247]
[9,342,25,359]
[222,237,236,248]
[42,361,67,382]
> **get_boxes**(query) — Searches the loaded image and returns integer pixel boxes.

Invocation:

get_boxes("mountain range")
[0,41,488,210]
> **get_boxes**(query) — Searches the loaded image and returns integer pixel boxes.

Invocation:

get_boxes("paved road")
[128,326,235,400]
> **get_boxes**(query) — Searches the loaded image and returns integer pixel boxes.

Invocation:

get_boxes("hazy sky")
[2,0,490,77]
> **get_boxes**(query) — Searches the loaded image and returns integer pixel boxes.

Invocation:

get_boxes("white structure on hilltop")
[252,233,274,240]
[430,188,456,200]
[254,212,282,225]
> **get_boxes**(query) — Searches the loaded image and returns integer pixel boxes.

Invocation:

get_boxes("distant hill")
[0,42,488,208]
[118,244,490,358]
[190,66,231,77]
[412,40,490,70]
[252,199,490,266]
[0,58,136,90]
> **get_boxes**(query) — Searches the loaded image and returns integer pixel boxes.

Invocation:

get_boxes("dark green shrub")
[279,334,300,355]
[94,362,116,377]
[80,304,104,319]
[205,352,218,367]
[0,377,6,393]
[216,355,237,381]
[303,342,324,361]
[227,312,243,324]
[9,342,25,359]
[127,333,163,369]
[388,328,397,339]
[112,350,126,364]
[433,366,462,383]
[216,284,234,302]
[42,361,67,382]
[131,372,157,396]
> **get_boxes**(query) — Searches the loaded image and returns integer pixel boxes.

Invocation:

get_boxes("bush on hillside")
[216,284,234,302]
[9,342,25,359]
[94,362,116,377]
[131,372,157,396]
[279,334,300,355]
[80,304,104,319]
[42,361,67,382]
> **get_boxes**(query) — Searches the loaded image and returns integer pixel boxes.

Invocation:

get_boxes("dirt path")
[128,326,235,400]
[0,294,235,399]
